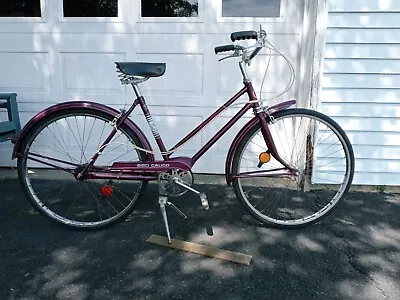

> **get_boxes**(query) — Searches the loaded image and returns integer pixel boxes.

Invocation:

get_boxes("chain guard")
[159,169,194,197]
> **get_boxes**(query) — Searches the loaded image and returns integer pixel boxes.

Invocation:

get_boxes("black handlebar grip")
[230,31,258,42]
[214,45,236,54]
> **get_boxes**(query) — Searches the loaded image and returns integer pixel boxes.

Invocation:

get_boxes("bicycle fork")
[158,174,209,243]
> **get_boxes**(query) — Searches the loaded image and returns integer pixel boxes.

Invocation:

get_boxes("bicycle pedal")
[206,224,214,236]
[199,193,209,210]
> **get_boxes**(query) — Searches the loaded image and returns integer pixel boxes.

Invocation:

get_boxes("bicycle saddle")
[115,62,166,78]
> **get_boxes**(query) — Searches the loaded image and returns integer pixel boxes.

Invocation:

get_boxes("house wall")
[319,0,400,185]
[0,0,306,173]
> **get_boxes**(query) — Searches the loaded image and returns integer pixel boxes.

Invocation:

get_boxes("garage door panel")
[0,52,50,93]
[61,52,125,95]
[217,54,297,95]
[137,34,203,53]
[137,53,203,96]
[0,0,305,174]
[57,34,132,53]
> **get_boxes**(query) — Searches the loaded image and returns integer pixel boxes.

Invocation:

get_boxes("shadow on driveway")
[1,178,399,299]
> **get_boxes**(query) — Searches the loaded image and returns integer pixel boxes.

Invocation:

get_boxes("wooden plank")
[146,235,252,266]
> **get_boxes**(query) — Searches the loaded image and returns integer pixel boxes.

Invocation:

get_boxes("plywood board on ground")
[146,235,252,265]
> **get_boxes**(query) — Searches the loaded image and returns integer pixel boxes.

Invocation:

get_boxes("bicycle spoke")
[53,121,80,164]
[97,122,107,151]
[233,109,353,228]
[33,182,65,195]
[274,117,291,162]
[113,186,136,206]
[249,139,266,151]
[45,124,79,164]
[21,110,147,229]
[315,157,346,169]
[32,138,72,160]
[65,117,87,163]
[74,116,86,163]
[83,182,107,221]
[82,117,97,156]
[64,184,83,220]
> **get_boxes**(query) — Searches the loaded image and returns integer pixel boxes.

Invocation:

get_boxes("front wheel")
[17,107,150,230]
[232,108,354,228]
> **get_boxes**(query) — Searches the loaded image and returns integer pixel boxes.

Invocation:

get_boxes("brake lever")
[218,49,241,61]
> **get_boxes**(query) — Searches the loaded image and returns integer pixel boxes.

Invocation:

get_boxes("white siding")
[320,0,400,185]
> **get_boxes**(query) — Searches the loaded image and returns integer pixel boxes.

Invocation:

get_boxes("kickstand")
[158,195,172,244]
[158,175,187,244]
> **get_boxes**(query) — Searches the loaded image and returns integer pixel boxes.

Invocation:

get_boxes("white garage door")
[0,0,305,173]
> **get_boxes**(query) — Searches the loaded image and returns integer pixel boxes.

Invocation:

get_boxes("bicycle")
[12,28,354,243]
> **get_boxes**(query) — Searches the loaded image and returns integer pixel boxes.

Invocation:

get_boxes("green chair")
[0,93,21,143]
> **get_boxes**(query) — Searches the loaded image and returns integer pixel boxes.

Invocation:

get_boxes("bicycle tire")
[17,107,149,230]
[232,108,354,228]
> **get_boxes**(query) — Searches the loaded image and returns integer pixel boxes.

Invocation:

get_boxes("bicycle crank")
[159,168,193,197]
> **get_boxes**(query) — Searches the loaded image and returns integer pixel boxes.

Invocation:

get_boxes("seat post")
[131,84,142,98]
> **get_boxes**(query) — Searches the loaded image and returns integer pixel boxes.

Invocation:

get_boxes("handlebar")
[214,45,236,54]
[230,30,258,42]
[214,29,266,63]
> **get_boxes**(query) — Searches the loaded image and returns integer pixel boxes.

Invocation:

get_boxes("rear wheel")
[232,108,354,228]
[17,108,150,230]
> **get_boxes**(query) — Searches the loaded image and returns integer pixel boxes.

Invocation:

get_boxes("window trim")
[0,0,46,23]
[60,0,123,23]
[138,0,204,23]
[217,0,286,23]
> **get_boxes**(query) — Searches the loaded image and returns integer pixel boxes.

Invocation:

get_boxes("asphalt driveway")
[1,175,399,299]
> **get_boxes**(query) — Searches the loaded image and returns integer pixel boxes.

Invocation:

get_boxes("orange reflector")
[101,186,113,197]
[259,152,271,164]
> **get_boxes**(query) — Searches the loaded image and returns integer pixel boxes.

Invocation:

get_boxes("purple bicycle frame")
[21,81,295,181]
[85,81,296,181]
